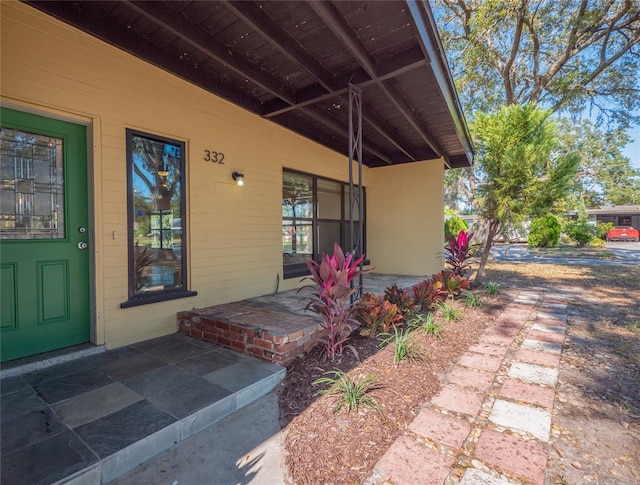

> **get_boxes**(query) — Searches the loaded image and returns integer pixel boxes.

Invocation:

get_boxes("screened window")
[282,169,366,278]
[122,129,195,307]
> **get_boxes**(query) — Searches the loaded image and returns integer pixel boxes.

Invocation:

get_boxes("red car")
[606,226,640,242]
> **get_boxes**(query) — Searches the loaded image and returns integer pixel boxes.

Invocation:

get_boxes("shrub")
[432,270,471,299]
[384,283,417,316]
[356,293,403,337]
[412,279,447,311]
[528,214,561,247]
[444,230,476,277]
[462,290,481,308]
[379,326,424,364]
[445,215,469,240]
[407,312,441,338]
[437,301,461,322]
[596,221,614,240]
[564,219,597,246]
[301,243,366,360]
[313,369,381,415]
[485,281,499,296]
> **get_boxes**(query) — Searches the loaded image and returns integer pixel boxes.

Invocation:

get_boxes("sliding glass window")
[282,169,365,278]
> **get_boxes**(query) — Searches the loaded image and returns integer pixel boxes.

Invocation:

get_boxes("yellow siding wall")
[1,2,444,350]
[367,161,445,275]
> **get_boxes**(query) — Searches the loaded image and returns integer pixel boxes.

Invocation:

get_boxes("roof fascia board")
[405,0,474,166]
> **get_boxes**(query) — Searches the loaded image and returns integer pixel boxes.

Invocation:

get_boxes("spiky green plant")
[407,312,440,337]
[485,281,499,296]
[437,301,460,322]
[313,369,381,415]
[379,326,424,364]
[462,290,481,308]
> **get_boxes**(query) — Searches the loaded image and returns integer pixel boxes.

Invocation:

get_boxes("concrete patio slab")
[521,338,563,354]
[531,322,566,334]
[459,468,515,485]
[488,399,551,442]
[509,361,558,387]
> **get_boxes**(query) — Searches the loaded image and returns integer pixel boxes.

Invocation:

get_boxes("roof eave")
[405,0,474,167]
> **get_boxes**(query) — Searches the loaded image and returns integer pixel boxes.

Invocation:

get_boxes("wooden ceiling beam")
[124,0,296,105]
[309,1,446,159]
[220,0,335,93]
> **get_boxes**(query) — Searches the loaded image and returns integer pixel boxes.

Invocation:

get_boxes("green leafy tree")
[436,0,640,210]
[435,0,640,127]
[556,119,640,207]
[472,104,579,282]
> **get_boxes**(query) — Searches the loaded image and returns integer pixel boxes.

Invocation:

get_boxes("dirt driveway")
[484,262,640,484]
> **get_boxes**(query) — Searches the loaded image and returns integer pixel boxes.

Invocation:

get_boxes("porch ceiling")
[27,0,473,169]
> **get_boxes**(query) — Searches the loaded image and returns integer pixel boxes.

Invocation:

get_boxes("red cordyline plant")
[444,230,476,277]
[300,243,367,361]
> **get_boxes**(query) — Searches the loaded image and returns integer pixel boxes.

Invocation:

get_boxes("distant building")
[586,205,640,229]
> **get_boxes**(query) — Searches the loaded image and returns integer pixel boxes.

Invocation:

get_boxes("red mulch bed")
[277,294,509,485]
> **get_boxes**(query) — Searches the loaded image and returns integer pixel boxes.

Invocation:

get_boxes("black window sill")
[120,289,198,308]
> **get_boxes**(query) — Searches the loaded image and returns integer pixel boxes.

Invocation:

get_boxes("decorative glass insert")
[0,127,64,239]
[128,131,184,295]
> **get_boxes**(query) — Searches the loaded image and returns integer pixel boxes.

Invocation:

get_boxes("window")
[122,129,196,307]
[282,169,366,278]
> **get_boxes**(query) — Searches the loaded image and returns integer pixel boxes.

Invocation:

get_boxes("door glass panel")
[130,133,183,294]
[0,127,64,239]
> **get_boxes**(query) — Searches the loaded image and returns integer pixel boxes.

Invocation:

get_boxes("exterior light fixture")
[232,171,245,186]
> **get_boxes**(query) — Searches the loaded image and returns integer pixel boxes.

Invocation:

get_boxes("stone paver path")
[368,292,567,485]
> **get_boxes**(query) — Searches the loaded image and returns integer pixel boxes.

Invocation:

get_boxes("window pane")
[283,220,312,268]
[130,133,183,294]
[0,127,64,239]
[318,179,341,219]
[318,221,341,258]
[282,171,313,219]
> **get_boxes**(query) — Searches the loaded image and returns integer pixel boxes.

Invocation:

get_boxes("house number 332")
[203,150,225,164]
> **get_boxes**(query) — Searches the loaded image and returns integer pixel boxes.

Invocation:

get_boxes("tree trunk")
[475,219,500,285]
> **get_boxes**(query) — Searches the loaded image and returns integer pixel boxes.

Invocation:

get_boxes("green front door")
[1,108,90,362]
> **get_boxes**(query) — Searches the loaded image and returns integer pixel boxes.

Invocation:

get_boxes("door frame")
[2,99,100,349]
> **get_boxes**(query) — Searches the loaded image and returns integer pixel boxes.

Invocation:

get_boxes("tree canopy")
[436,0,640,128]
[555,119,640,206]
[471,104,579,281]
[435,0,640,225]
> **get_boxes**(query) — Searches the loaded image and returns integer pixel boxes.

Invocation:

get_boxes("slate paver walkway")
[368,292,567,485]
